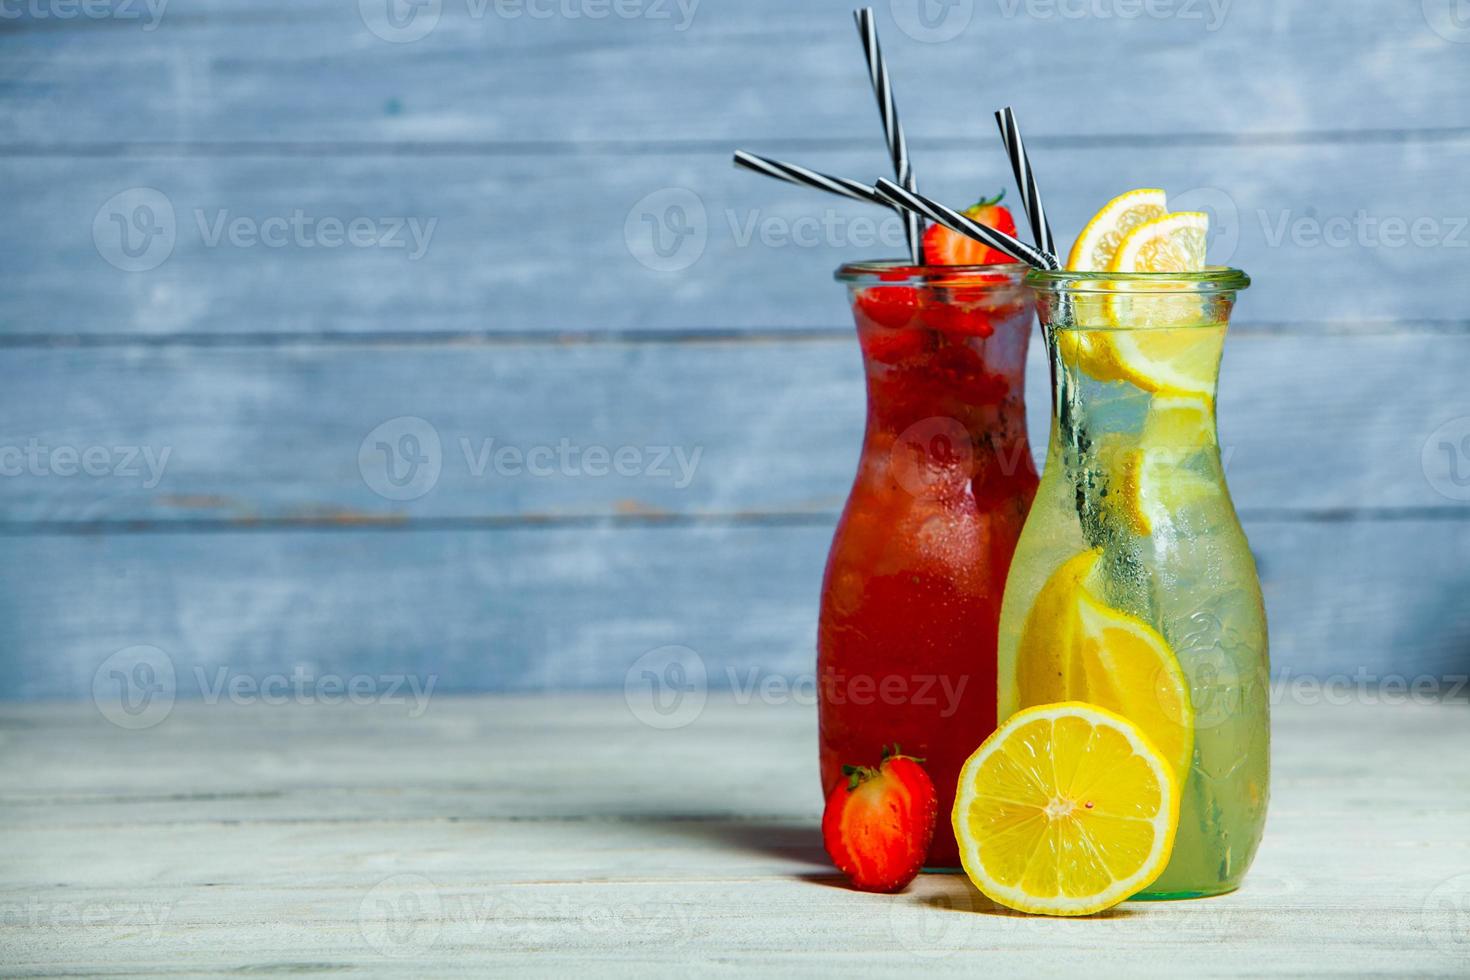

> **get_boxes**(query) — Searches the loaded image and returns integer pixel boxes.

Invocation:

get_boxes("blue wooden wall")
[2,0,1468,699]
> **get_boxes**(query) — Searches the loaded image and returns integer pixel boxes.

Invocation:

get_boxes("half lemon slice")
[1014,550,1194,784]
[953,702,1181,916]
[1067,189,1169,272]
[1095,211,1220,392]
[1112,393,1221,535]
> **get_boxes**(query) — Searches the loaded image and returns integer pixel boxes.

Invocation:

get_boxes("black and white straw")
[873,179,1060,270]
[995,106,1056,258]
[732,150,884,206]
[854,7,923,264]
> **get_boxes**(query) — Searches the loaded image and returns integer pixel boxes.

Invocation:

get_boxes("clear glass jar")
[997,269,1269,899]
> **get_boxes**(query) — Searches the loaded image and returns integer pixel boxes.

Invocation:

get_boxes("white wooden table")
[3,695,1468,976]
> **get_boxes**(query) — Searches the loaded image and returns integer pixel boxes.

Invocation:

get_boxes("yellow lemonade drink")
[997,268,1269,899]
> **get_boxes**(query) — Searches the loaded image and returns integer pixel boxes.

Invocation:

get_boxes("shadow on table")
[654,815,830,867]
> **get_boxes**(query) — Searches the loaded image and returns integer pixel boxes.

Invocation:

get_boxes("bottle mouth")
[1026,267,1251,294]
[836,260,1030,288]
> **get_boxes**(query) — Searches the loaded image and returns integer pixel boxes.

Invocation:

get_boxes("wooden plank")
[1,333,1465,523]
[3,139,1468,336]
[2,0,1465,145]
[0,696,1467,975]
[0,518,1466,701]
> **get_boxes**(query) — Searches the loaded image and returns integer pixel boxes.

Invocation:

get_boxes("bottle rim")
[1026,267,1251,294]
[835,259,1030,288]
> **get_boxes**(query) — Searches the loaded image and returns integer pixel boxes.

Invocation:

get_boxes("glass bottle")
[997,269,1269,898]
[822,261,1038,869]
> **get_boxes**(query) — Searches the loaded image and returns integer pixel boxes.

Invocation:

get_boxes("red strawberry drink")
[821,200,1038,868]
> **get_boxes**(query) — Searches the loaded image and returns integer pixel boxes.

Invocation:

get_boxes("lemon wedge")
[953,701,1181,916]
[1014,551,1194,785]
[1067,189,1169,272]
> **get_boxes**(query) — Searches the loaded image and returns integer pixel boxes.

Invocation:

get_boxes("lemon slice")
[1067,189,1169,272]
[1109,211,1208,275]
[1141,392,1217,450]
[1110,393,1221,535]
[1080,210,1219,393]
[953,701,1181,916]
[1014,551,1193,784]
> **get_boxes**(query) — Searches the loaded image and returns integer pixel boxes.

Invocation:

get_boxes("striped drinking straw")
[873,178,1060,271]
[732,150,885,207]
[854,7,924,265]
[995,106,1058,260]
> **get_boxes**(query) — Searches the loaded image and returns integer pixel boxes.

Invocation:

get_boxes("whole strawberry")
[821,745,938,893]
[922,191,1020,266]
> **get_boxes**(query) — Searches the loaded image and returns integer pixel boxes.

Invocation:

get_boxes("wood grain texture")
[4,139,1467,335]
[2,696,1468,975]
[2,0,1466,144]
[2,518,1467,701]
[1,333,1467,523]
[1,0,1465,699]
